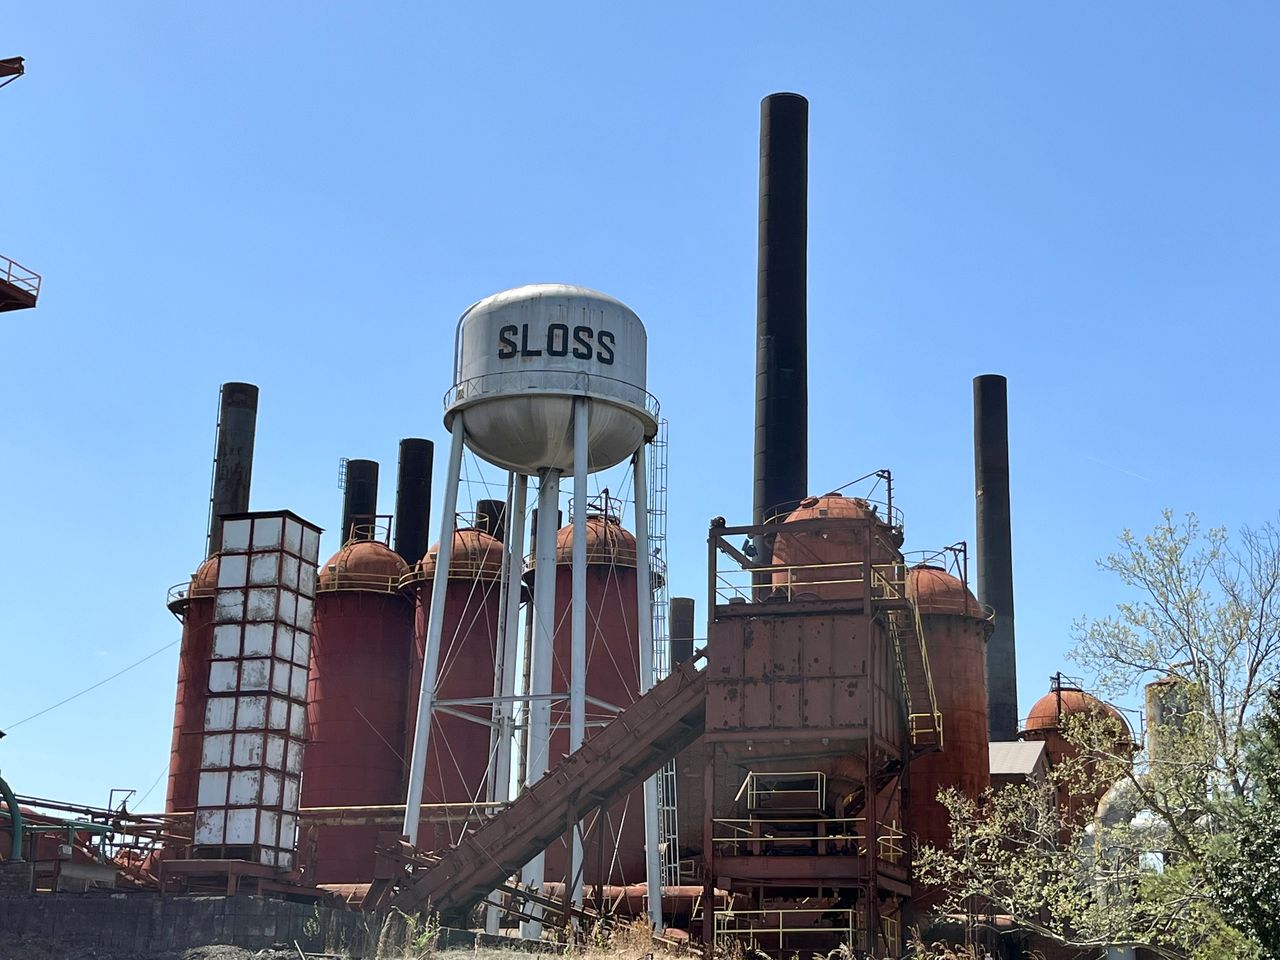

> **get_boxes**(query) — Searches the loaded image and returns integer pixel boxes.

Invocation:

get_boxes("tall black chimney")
[670,596,695,666]
[753,92,809,529]
[341,459,379,543]
[974,374,1018,741]
[207,382,258,557]
[476,499,507,542]
[394,439,434,565]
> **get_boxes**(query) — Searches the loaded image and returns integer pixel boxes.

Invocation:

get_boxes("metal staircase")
[882,603,942,751]
[390,657,708,919]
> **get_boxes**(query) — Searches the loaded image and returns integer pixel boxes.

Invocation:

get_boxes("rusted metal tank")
[539,513,646,884]
[164,556,220,815]
[770,494,902,600]
[904,565,992,909]
[404,526,503,849]
[302,539,412,884]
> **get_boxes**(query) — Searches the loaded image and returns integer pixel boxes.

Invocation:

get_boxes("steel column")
[568,398,589,906]
[401,420,466,844]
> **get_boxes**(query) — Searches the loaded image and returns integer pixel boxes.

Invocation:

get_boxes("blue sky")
[2,3,1278,807]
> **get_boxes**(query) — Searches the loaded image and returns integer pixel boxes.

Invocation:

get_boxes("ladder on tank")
[647,419,681,886]
[883,603,943,752]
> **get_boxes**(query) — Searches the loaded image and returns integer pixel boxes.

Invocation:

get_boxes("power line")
[3,638,181,731]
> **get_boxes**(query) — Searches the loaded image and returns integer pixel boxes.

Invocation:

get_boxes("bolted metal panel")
[753,93,809,528]
[670,596,695,666]
[974,374,1017,742]
[448,284,658,474]
[475,499,506,542]
[341,459,379,543]
[394,439,434,565]
[207,382,259,559]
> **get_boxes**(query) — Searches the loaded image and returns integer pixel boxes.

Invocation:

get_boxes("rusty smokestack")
[394,439,434,565]
[341,459,379,543]
[670,597,695,666]
[974,374,1018,741]
[753,92,809,529]
[206,382,259,558]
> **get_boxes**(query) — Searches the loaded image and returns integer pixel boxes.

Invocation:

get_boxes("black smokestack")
[975,374,1018,741]
[670,597,695,666]
[753,92,809,528]
[207,382,258,557]
[476,499,506,542]
[394,439,434,564]
[341,459,379,543]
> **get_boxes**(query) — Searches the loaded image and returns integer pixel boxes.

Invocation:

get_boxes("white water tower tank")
[445,284,659,474]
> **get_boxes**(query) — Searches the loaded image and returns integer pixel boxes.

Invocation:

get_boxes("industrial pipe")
[394,439,434,565]
[207,382,258,558]
[753,92,809,529]
[974,374,1018,741]
[341,459,379,543]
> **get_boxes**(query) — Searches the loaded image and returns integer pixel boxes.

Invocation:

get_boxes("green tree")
[917,512,1280,959]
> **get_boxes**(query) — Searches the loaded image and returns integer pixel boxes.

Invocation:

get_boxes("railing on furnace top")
[1,254,40,297]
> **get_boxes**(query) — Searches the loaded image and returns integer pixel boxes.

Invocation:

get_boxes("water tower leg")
[632,448,664,933]
[401,419,466,844]
[521,468,561,939]
[568,398,590,908]
[487,471,527,935]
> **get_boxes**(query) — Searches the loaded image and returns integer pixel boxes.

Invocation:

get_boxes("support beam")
[633,449,663,933]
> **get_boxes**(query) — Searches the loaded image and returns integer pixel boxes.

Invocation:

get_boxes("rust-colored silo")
[302,539,412,884]
[1021,680,1133,834]
[404,526,503,849]
[165,556,220,815]
[904,565,992,907]
[540,512,645,885]
[771,494,903,600]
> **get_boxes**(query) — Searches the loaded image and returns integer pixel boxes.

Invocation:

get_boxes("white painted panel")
[212,624,242,659]
[247,587,278,620]
[229,769,261,805]
[236,695,266,728]
[270,660,289,694]
[283,775,300,811]
[197,771,228,807]
[267,698,288,731]
[289,663,307,700]
[204,699,235,731]
[280,554,300,592]
[262,771,282,805]
[243,622,273,657]
[277,850,292,869]
[280,812,297,848]
[209,662,239,693]
[194,809,225,845]
[200,734,232,768]
[233,732,264,766]
[265,734,286,769]
[217,554,248,588]
[260,848,276,866]
[215,589,246,623]
[274,625,295,661]
[257,810,279,845]
[298,564,317,598]
[296,596,314,631]
[226,808,257,845]
[222,519,252,553]
[288,703,306,738]
[250,552,279,586]
[278,589,298,627]
[284,519,302,556]
[301,527,320,563]
[293,632,311,667]
[241,658,270,691]
[253,516,283,550]
[285,739,303,775]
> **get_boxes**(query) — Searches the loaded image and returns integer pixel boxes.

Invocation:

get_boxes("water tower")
[402,283,661,932]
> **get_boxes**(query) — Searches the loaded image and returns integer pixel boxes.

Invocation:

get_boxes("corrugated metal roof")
[989,740,1047,776]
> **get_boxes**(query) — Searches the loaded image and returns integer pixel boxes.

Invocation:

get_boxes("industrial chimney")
[974,374,1018,741]
[341,459,379,542]
[753,92,809,530]
[394,438,434,565]
[206,382,259,558]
